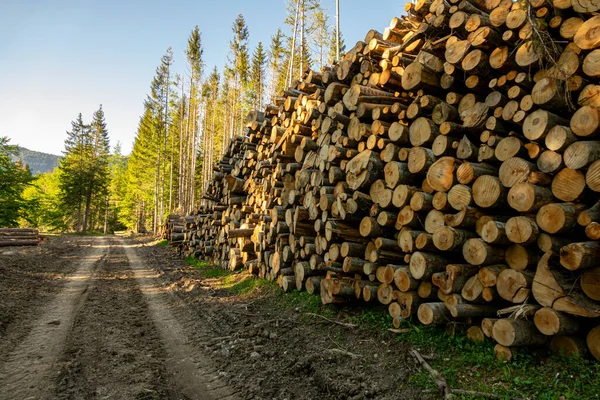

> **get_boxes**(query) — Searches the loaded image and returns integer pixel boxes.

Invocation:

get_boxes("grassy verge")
[180,254,599,399]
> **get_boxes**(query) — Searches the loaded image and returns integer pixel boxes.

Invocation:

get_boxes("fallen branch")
[305,312,357,328]
[411,348,514,399]
[410,348,451,398]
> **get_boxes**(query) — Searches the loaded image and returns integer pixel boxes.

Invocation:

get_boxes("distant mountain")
[13,147,61,175]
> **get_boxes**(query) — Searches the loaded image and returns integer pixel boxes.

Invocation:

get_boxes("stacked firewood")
[0,228,41,247]
[181,0,600,360]
[164,214,185,245]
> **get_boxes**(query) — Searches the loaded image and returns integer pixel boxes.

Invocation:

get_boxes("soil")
[0,236,426,400]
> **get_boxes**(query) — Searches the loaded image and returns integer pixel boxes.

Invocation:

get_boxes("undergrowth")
[179,251,599,399]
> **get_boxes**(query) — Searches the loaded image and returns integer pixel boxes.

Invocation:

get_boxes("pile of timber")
[0,228,41,247]
[181,0,600,361]
[164,214,185,245]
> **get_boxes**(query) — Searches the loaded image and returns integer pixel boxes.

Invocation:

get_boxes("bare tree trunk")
[288,0,301,87]
[300,0,305,77]
[178,78,185,210]
[161,59,170,222]
[103,194,109,234]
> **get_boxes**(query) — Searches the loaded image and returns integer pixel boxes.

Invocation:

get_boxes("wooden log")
[448,304,498,318]
[409,252,448,280]
[564,141,600,170]
[346,150,385,190]
[426,157,457,193]
[536,203,584,234]
[494,344,517,361]
[462,238,505,265]
[505,216,539,245]
[433,227,476,251]
[507,183,554,213]
[552,168,586,202]
[417,302,452,325]
[571,106,600,137]
[505,244,538,271]
[472,175,506,208]
[534,307,581,336]
[478,264,507,288]
[560,242,600,271]
[492,319,547,347]
[588,325,600,361]
[497,269,534,303]
[532,252,600,318]
[550,336,589,358]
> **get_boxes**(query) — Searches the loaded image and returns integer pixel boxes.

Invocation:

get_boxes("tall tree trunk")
[154,137,160,233]
[103,194,109,234]
[178,79,185,210]
[82,181,93,233]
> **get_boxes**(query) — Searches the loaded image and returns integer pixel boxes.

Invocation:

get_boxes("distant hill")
[13,147,61,175]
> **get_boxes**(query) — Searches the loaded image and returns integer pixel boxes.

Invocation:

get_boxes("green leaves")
[0,136,33,227]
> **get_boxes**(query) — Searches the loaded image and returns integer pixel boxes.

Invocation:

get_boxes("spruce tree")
[327,28,346,65]
[58,113,90,231]
[269,28,288,98]
[249,42,266,109]
[83,105,110,232]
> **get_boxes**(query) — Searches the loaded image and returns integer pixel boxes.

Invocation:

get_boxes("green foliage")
[248,41,266,109]
[57,107,110,233]
[13,147,60,175]
[158,239,169,247]
[229,276,275,295]
[0,137,34,227]
[229,14,250,86]
[21,168,68,231]
[268,28,288,99]
[327,27,346,65]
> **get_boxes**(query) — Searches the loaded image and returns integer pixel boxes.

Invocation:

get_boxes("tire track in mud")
[122,238,238,400]
[53,237,183,400]
[0,237,108,400]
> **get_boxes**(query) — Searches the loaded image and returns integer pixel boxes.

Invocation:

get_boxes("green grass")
[176,251,599,399]
[392,318,600,400]
[185,256,229,277]
[158,239,169,247]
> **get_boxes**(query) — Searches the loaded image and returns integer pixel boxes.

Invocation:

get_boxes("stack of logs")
[164,214,185,245]
[0,228,41,247]
[180,0,600,361]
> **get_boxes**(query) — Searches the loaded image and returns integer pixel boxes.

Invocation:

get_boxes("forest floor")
[0,236,598,400]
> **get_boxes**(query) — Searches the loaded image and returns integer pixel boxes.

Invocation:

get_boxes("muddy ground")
[0,236,427,400]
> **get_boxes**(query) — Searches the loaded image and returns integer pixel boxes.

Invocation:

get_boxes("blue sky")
[0,0,406,155]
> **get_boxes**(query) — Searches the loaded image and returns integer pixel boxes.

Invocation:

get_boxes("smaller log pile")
[179,0,600,361]
[0,228,41,247]
[164,214,185,245]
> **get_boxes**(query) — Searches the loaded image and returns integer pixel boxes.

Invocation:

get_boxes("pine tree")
[249,42,266,109]
[181,27,203,214]
[145,48,174,231]
[106,142,127,232]
[58,114,90,231]
[327,27,346,65]
[200,67,221,195]
[269,28,288,98]
[83,105,110,232]
[308,7,329,69]
[225,14,250,151]
[121,104,156,232]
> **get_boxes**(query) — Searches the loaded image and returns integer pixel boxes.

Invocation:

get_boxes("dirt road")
[0,236,419,400]
[0,237,235,400]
